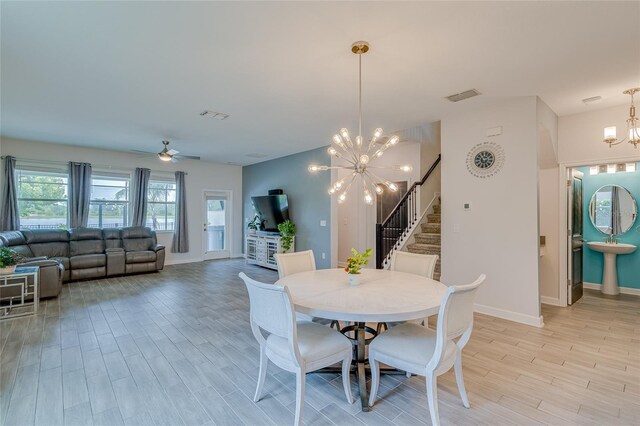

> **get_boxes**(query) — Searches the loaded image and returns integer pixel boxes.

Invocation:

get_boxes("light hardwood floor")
[1,259,639,425]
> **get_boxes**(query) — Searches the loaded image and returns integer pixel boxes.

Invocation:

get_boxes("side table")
[0,266,39,319]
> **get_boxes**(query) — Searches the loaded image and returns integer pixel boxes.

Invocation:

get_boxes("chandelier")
[308,41,412,205]
[603,87,640,148]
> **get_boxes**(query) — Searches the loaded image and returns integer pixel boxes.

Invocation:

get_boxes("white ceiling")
[2,1,639,165]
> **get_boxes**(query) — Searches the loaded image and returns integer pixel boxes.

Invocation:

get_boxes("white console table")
[246,234,295,270]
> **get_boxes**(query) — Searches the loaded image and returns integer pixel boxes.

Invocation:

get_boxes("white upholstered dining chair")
[368,274,486,426]
[390,251,439,279]
[274,250,316,279]
[274,250,317,323]
[239,272,353,426]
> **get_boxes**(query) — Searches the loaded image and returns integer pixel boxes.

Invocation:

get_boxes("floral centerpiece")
[345,248,372,285]
[0,247,23,275]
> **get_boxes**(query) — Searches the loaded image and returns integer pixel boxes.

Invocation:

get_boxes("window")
[16,169,69,229]
[146,180,176,231]
[88,176,130,229]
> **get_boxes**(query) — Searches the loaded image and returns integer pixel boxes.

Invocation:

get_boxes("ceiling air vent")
[582,96,602,104]
[245,153,268,159]
[200,110,229,120]
[446,89,481,102]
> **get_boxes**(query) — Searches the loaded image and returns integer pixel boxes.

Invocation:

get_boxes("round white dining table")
[276,268,447,411]
[276,268,447,323]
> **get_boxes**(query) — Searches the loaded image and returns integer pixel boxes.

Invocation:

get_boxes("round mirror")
[589,185,638,235]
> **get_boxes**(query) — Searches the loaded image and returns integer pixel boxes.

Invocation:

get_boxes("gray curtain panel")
[172,171,189,253]
[0,156,20,231]
[68,162,92,228]
[131,168,151,226]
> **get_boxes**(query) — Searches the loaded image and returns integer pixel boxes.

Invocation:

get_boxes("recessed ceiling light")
[200,110,229,120]
[245,153,268,158]
[582,96,602,104]
[446,89,481,102]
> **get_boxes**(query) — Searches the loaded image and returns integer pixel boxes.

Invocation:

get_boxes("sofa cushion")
[22,229,70,258]
[69,227,103,241]
[70,239,105,256]
[125,251,156,264]
[121,227,156,252]
[69,228,105,256]
[102,229,122,249]
[70,254,106,269]
[29,242,70,258]
[22,229,70,244]
[121,227,154,239]
[0,231,27,246]
[0,231,35,257]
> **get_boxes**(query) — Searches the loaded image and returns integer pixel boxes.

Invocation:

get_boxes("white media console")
[245,233,295,270]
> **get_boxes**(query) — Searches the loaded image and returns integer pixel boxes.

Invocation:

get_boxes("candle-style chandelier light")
[308,41,412,205]
[603,87,640,148]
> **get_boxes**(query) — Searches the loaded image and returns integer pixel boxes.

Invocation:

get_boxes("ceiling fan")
[131,141,201,163]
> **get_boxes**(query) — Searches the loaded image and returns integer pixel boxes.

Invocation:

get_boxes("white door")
[203,191,231,260]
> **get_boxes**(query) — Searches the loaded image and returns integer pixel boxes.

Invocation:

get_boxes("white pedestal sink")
[587,242,637,295]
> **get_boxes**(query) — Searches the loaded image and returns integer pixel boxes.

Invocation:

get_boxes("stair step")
[407,243,441,255]
[421,223,441,234]
[414,233,441,245]
[432,204,441,214]
[427,213,441,224]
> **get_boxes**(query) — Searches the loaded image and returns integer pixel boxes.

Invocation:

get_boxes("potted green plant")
[277,220,296,252]
[0,247,22,275]
[247,215,260,234]
[344,248,372,286]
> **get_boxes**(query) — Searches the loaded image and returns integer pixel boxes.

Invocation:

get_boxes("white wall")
[536,98,561,305]
[538,167,560,303]
[553,104,640,304]
[559,104,640,165]
[419,122,442,213]
[336,141,421,265]
[0,138,243,265]
[441,97,542,326]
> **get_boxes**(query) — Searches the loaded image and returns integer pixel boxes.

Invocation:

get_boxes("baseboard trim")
[474,303,544,328]
[541,296,564,306]
[583,282,640,296]
[166,257,203,266]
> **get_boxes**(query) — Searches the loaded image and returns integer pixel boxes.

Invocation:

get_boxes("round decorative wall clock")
[466,141,505,178]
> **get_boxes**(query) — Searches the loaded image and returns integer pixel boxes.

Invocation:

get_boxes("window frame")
[88,173,131,229]
[146,177,177,233]
[15,166,70,230]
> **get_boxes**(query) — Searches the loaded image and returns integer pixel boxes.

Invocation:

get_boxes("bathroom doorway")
[563,162,639,303]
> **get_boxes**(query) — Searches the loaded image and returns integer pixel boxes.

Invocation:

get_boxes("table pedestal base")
[314,322,401,411]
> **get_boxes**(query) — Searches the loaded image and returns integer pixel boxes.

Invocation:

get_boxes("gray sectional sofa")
[0,226,165,298]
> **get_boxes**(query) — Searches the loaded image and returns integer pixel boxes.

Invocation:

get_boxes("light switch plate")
[487,126,502,137]
[320,220,327,227]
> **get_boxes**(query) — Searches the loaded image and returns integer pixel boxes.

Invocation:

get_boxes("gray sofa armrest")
[20,258,59,268]
[19,259,63,298]
[105,248,125,276]
[23,256,49,262]
[153,245,165,270]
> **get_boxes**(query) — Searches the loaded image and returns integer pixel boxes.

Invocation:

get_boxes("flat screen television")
[251,195,290,232]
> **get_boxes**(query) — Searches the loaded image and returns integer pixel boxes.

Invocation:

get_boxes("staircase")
[375,154,441,269]
[407,201,441,280]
